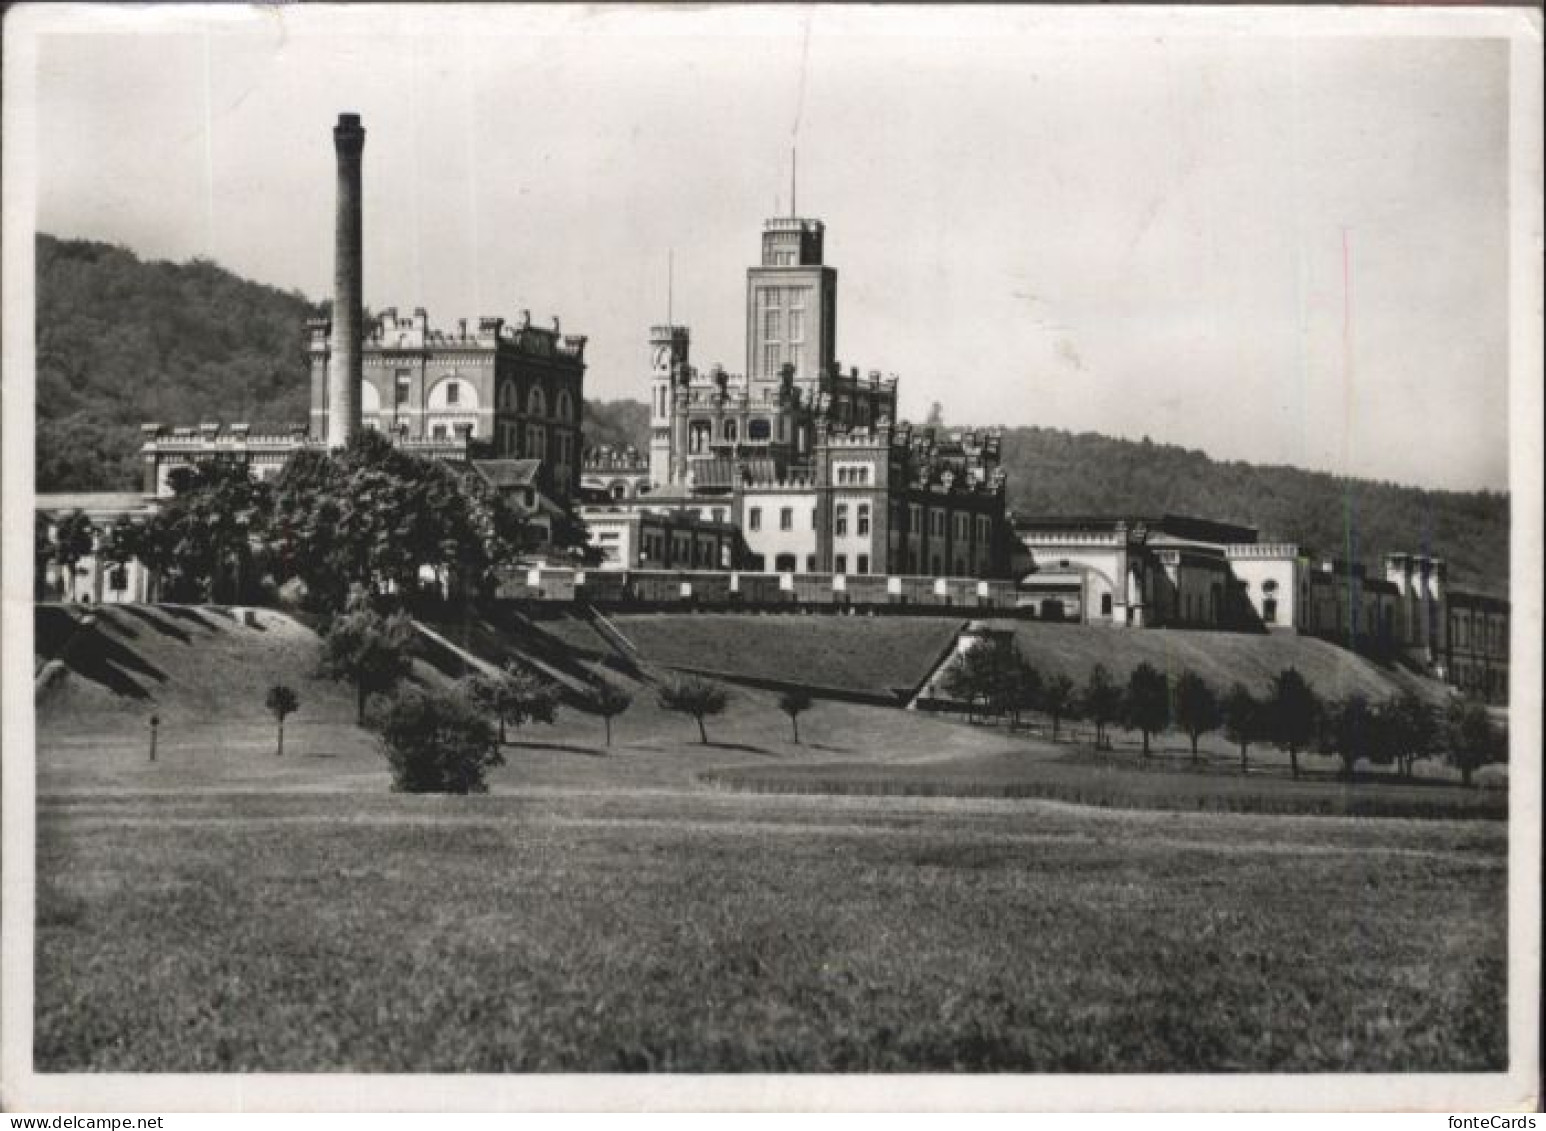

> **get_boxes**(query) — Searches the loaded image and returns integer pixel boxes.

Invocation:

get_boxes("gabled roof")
[469,458,542,489]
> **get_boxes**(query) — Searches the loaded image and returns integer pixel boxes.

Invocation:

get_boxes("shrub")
[377,687,503,794]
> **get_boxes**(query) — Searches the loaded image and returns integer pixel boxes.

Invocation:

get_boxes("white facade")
[739,488,819,572]
[1224,544,1301,630]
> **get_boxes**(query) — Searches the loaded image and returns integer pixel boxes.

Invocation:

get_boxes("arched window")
[528,386,547,418]
[556,389,574,422]
[775,554,797,573]
[499,381,518,410]
[724,419,738,442]
[427,376,478,412]
[689,420,711,454]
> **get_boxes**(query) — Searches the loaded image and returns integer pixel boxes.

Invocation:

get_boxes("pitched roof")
[469,459,542,489]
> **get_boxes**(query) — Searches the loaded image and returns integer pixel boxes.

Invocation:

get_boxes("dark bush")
[377,688,503,794]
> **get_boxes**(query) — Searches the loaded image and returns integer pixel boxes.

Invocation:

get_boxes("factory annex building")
[139,113,587,509]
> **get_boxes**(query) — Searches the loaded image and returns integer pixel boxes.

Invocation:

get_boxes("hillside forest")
[34,234,1510,594]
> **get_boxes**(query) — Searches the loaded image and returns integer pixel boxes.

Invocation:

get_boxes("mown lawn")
[36,787,1506,1073]
[702,748,1508,820]
[598,613,963,699]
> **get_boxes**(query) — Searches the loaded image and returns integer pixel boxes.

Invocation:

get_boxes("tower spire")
[667,247,674,326]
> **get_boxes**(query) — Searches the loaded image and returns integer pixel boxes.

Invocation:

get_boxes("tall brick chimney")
[328,112,366,448]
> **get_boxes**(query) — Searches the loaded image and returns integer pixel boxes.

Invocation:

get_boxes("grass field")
[703,747,1507,819]
[583,612,963,699]
[36,786,1506,1072]
[31,602,1510,1073]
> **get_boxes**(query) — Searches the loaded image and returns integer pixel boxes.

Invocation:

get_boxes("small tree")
[264,684,299,757]
[1008,653,1042,731]
[463,663,558,743]
[1081,664,1121,750]
[1220,683,1260,774]
[318,608,416,724]
[1330,693,1376,780]
[1123,662,1171,758]
[942,646,992,723]
[1172,671,1220,764]
[50,510,96,601]
[377,687,503,794]
[590,680,633,748]
[657,675,730,745]
[1441,698,1491,788]
[1264,667,1318,779]
[1384,692,1439,780]
[1041,673,1077,742]
[778,687,814,744]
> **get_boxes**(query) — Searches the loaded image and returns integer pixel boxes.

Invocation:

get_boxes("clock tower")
[648,324,690,487]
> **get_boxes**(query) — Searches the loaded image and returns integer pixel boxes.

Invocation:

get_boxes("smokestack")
[328,112,366,448]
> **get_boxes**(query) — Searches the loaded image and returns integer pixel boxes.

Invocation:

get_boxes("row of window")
[641,531,731,570]
[748,553,872,575]
[834,504,871,538]
[685,417,780,453]
[744,501,993,543]
[1451,615,1507,653]
[492,422,575,466]
[748,505,812,533]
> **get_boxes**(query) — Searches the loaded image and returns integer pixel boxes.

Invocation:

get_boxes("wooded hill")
[34,233,1509,593]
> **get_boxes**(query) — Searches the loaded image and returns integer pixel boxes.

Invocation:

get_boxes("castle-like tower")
[745,217,837,386]
[633,211,1010,579]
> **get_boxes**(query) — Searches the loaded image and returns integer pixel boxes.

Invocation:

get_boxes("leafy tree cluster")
[36,234,316,491]
[270,431,531,610]
[88,431,536,612]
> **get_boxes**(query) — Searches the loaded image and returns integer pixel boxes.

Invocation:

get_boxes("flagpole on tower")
[791,147,797,218]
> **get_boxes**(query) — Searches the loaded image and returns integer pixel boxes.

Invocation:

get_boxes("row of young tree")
[941,638,1506,786]
[309,599,816,793]
[37,431,594,613]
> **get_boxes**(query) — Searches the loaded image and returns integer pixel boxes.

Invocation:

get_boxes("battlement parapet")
[140,422,313,449]
[1225,542,1301,560]
[583,445,648,472]
[1019,530,1127,547]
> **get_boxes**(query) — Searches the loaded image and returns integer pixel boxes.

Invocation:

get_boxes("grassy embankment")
[32,602,1508,1071]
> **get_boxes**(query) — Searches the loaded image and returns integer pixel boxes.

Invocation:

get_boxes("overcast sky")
[29,5,1515,491]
